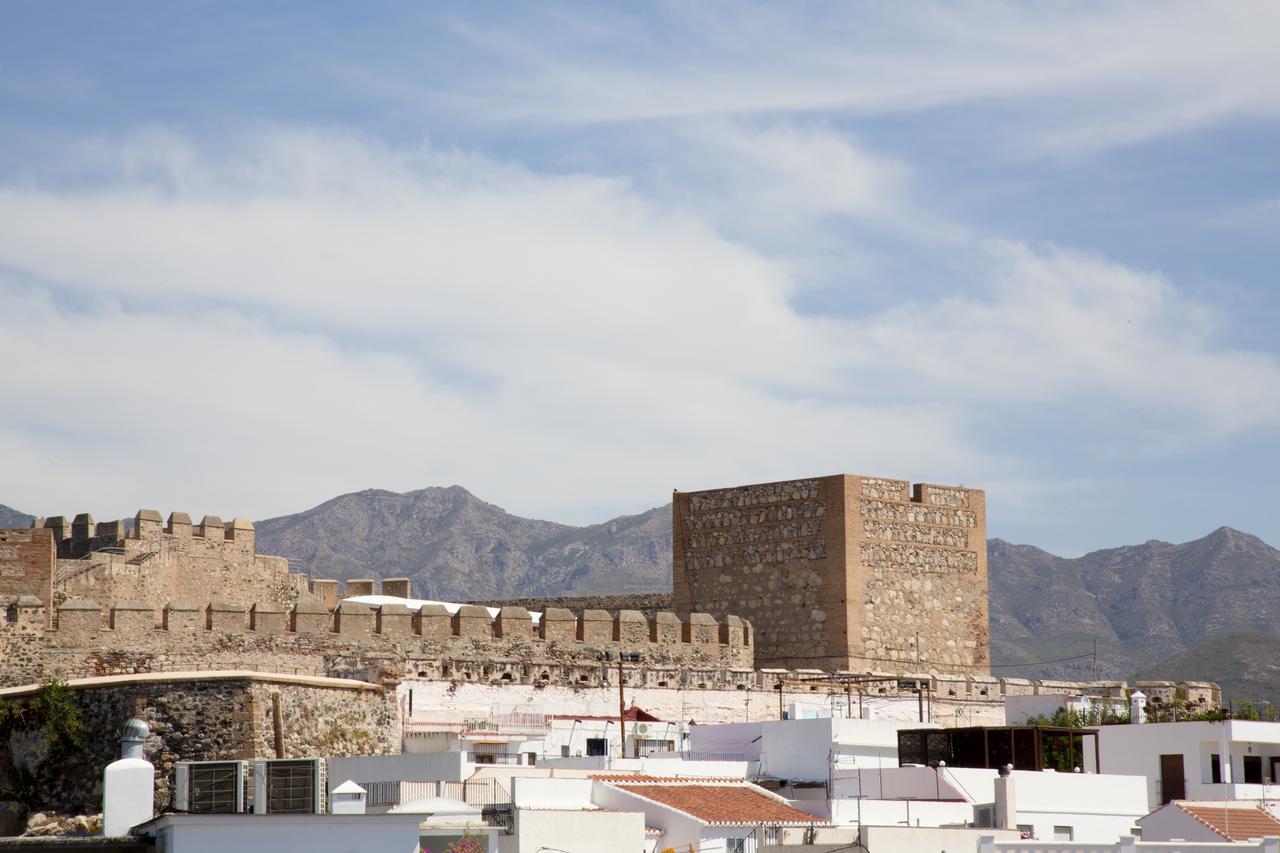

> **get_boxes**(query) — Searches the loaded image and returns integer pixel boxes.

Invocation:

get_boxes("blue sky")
[2,2,1279,555]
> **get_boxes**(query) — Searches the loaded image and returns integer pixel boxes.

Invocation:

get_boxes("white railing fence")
[980,837,1280,853]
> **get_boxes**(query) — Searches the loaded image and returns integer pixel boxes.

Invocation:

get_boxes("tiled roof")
[1178,802,1280,841]
[593,774,743,784]
[602,779,826,826]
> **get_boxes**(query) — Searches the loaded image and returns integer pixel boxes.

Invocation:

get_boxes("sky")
[1,2,1279,556]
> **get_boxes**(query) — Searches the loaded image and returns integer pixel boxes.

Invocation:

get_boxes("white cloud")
[433,1,1280,155]
[0,130,1276,525]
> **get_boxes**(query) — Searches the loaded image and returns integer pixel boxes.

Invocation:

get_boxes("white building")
[827,764,1148,842]
[686,716,938,782]
[1097,719,1280,809]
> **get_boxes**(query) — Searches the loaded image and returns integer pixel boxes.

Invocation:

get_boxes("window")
[561,745,570,757]
[526,752,537,766]
[1244,755,1263,784]
[586,738,607,757]
[726,839,746,853]
[1211,753,1222,784]
[1053,826,1074,841]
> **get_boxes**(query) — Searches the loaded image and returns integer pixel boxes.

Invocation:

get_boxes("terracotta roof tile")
[1179,803,1280,841]
[605,780,825,826]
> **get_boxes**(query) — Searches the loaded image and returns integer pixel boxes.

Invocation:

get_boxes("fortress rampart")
[16,510,317,615]
[0,593,754,689]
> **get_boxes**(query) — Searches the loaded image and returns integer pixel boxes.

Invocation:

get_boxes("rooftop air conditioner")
[253,758,324,815]
[634,723,649,735]
[174,760,247,814]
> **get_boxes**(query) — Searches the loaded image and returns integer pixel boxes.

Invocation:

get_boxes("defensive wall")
[0,592,753,689]
[0,671,398,815]
[672,475,989,674]
[14,510,317,616]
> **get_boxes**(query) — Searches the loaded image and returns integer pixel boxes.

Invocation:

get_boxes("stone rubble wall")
[0,674,397,815]
[0,596,753,688]
[34,510,316,612]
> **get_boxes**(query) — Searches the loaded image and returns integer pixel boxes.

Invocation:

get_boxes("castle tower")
[672,474,988,674]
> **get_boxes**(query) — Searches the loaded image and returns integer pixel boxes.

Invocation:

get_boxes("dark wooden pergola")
[897,725,1101,773]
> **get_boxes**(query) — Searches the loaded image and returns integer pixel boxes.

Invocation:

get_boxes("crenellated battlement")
[34,509,257,559]
[39,597,750,650]
[0,594,754,688]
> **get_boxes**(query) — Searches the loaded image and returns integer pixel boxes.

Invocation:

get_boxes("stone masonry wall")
[853,478,987,674]
[673,474,988,675]
[0,674,396,815]
[0,528,54,608]
[673,476,847,671]
[0,597,753,689]
[36,510,316,611]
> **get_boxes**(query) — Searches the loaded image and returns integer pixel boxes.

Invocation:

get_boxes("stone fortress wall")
[27,510,316,615]
[672,474,988,674]
[0,580,754,690]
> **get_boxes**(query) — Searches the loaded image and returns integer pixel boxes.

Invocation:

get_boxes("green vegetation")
[0,679,85,751]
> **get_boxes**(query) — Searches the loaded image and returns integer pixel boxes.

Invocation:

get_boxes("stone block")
[651,612,682,644]
[163,600,201,631]
[614,610,648,645]
[335,601,375,636]
[684,613,719,648]
[539,608,576,642]
[111,600,154,635]
[495,606,533,639]
[380,578,411,599]
[134,509,163,538]
[376,603,412,636]
[345,579,375,598]
[71,513,94,541]
[227,518,254,546]
[453,604,492,639]
[312,579,340,610]
[250,602,288,634]
[197,515,225,541]
[579,610,611,643]
[95,520,125,539]
[56,598,101,637]
[415,603,451,639]
[207,601,246,632]
[166,512,193,538]
[292,601,330,634]
[719,614,747,648]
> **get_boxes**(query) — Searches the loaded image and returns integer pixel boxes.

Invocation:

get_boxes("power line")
[761,649,1098,672]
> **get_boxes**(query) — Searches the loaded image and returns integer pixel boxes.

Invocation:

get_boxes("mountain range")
[7,488,1280,701]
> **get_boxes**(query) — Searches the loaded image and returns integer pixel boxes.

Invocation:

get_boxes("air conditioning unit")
[973,804,996,828]
[634,723,650,735]
[174,760,247,814]
[253,758,324,814]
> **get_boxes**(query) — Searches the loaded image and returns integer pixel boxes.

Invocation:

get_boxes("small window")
[1054,826,1074,841]
[726,839,746,853]
[586,738,607,757]
[1211,753,1222,784]
[526,752,537,766]
[560,745,570,757]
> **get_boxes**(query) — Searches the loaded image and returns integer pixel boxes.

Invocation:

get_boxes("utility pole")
[1093,638,1099,682]
[617,657,627,759]
[777,681,784,720]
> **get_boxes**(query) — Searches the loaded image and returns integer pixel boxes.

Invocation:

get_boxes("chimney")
[994,764,1016,830]
[103,718,155,836]
[329,779,368,814]
[1129,691,1147,724]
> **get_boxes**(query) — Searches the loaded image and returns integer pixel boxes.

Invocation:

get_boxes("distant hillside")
[254,486,670,601]
[12,485,1279,701]
[1137,633,1280,706]
[0,504,33,528]
[990,526,1280,692]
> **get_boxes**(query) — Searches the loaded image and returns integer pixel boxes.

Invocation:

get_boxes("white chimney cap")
[332,780,366,795]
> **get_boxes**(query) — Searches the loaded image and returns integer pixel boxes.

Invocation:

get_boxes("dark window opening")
[1244,755,1263,784]
[586,738,607,757]
[1211,754,1222,784]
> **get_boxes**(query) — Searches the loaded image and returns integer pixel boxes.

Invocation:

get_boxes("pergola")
[897,725,1101,773]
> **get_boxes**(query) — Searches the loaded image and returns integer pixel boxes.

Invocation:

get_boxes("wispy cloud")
[427,1,1280,156]
[0,129,1275,527]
